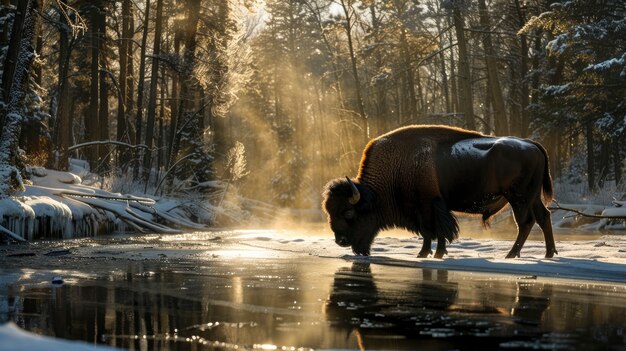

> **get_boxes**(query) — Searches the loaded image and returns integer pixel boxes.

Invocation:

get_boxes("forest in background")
[0,0,624,211]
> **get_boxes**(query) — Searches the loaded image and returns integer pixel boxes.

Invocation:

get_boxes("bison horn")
[345,176,361,205]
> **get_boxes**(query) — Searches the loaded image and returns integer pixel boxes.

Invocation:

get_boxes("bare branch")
[68,140,156,152]
[549,201,626,220]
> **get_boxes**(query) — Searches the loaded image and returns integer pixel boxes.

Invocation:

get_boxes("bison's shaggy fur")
[323,124,557,259]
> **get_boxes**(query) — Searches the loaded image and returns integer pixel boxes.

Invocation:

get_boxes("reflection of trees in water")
[2,261,319,350]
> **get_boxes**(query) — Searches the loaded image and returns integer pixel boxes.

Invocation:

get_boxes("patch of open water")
[1,251,626,350]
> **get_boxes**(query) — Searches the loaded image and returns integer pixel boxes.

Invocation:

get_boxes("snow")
[0,168,219,240]
[220,228,626,284]
[0,323,121,351]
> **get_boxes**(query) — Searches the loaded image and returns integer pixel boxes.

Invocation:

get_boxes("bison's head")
[322,177,379,255]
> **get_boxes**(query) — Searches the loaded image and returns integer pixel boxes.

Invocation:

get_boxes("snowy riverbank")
[0,167,268,242]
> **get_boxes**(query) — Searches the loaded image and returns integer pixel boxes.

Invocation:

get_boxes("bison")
[322,125,557,259]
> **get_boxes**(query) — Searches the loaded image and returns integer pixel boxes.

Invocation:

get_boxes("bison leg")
[434,237,448,259]
[506,201,536,259]
[418,237,433,258]
[533,199,558,258]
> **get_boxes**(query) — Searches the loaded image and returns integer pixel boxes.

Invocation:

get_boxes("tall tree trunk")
[169,0,207,183]
[0,0,38,197]
[117,0,132,167]
[1,0,29,107]
[52,0,72,171]
[33,11,42,86]
[400,30,418,122]
[85,2,101,170]
[157,65,166,179]
[452,6,475,129]
[98,7,109,172]
[134,0,151,179]
[436,19,450,113]
[166,29,181,169]
[514,0,530,137]
[585,119,595,192]
[0,0,10,47]
[126,7,135,145]
[369,2,386,135]
[448,16,459,114]
[477,0,506,135]
[339,0,368,141]
[143,0,163,182]
[613,142,622,185]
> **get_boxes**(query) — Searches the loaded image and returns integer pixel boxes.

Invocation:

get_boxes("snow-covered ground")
[0,322,121,351]
[25,227,620,284]
[225,229,626,284]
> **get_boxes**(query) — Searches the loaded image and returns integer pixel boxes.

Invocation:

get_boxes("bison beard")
[322,124,558,259]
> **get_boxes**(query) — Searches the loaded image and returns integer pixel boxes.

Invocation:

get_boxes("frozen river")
[2,229,626,350]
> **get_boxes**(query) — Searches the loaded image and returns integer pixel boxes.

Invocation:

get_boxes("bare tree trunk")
[0,0,27,130]
[400,30,418,122]
[339,0,368,141]
[33,12,42,86]
[514,0,531,137]
[134,0,151,179]
[0,0,10,46]
[157,65,166,179]
[85,2,101,170]
[169,0,204,182]
[369,1,387,135]
[52,0,72,171]
[166,29,181,169]
[143,0,163,182]
[1,0,29,106]
[448,16,459,114]
[477,0,506,135]
[613,142,622,185]
[585,119,595,191]
[452,6,475,129]
[436,19,450,113]
[98,6,110,172]
[518,34,530,137]
[117,0,132,167]
[126,7,135,145]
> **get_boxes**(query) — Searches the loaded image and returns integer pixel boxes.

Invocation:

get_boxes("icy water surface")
[1,232,626,350]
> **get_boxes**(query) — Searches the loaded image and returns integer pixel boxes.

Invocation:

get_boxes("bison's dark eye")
[344,209,355,220]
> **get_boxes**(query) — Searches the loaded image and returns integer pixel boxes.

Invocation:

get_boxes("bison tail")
[530,140,554,203]
[433,198,459,243]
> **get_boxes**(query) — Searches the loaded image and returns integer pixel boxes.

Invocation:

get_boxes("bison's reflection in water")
[325,262,461,348]
[511,281,552,326]
[325,262,554,349]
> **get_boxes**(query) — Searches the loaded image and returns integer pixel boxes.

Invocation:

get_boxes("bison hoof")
[545,249,558,258]
[434,249,447,259]
[505,251,521,259]
[417,250,432,258]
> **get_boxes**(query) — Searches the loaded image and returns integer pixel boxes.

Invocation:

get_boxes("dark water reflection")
[2,257,626,350]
